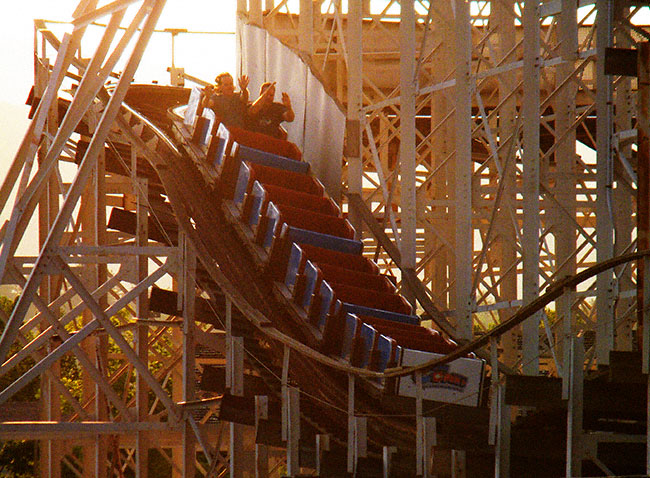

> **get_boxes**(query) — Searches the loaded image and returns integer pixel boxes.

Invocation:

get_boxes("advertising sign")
[398,349,485,407]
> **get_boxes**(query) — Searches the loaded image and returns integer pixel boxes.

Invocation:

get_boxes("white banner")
[238,23,345,201]
[398,349,485,407]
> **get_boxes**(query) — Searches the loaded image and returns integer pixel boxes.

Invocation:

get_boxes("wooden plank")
[107,207,175,244]
[609,350,646,383]
[505,375,563,407]
[604,47,638,77]
[219,393,256,426]
[199,365,271,397]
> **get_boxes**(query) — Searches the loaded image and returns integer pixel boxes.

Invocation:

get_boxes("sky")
[0,1,237,253]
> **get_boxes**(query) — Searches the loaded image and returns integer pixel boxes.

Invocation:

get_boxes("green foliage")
[0,296,38,402]
[0,440,36,478]
[0,299,181,476]
[0,296,38,478]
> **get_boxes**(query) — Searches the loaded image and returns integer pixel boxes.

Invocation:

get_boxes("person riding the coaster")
[247,81,295,139]
[202,72,250,128]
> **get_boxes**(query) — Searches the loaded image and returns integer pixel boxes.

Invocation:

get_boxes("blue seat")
[375,334,394,372]
[342,303,420,326]
[234,144,309,174]
[358,323,377,368]
[233,161,252,205]
[285,226,363,255]
[300,260,320,309]
[341,314,360,361]
[244,180,266,225]
[316,280,336,329]
[261,202,282,248]
[207,134,228,169]
[284,243,304,289]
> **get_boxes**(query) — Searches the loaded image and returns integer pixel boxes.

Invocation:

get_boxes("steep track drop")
[109,87,491,472]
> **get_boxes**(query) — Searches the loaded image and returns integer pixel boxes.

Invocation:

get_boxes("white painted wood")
[230,336,244,397]
[287,387,300,476]
[495,387,510,478]
[347,373,355,473]
[595,0,615,366]
[416,371,424,476]
[451,449,466,478]
[355,416,367,460]
[383,446,396,478]
[400,0,417,274]
[255,396,269,478]
[346,0,363,232]
[453,0,473,340]
[488,337,499,446]
[317,434,330,476]
[566,337,584,478]
[58,257,180,421]
[522,0,541,375]
[181,235,197,478]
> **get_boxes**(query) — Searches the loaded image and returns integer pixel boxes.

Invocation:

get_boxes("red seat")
[260,184,340,216]
[317,263,395,294]
[272,204,355,240]
[228,125,302,161]
[299,244,378,275]
[249,163,323,196]
[329,283,413,316]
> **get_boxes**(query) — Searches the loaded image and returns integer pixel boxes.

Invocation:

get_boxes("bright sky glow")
[0,1,238,254]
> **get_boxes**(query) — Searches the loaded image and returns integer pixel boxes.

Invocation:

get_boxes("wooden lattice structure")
[1,1,650,477]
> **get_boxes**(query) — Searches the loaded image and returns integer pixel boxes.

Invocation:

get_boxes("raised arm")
[238,75,250,104]
[281,92,295,122]
[249,82,275,117]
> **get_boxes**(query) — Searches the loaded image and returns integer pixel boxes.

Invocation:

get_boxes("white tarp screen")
[238,21,344,200]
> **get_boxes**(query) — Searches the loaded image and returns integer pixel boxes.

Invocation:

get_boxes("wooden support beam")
[347,374,355,474]
[451,450,466,478]
[383,446,396,478]
[181,233,197,478]
[286,387,300,476]
[317,434,330,477]
[566,337,584,478]
[255,396,269,478]
[495,388,510,478]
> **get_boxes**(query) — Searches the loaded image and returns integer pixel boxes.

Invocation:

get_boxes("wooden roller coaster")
[3,1,650,477]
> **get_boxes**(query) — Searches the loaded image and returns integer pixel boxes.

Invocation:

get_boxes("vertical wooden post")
[416,371,425,476]
[255,396,269,478]
[281,346,290,442]
[347,374,356,474]
[595,0,616,365]
[346,0,363,224]
[316,434,330,476]
[400,0,417,310]
[566,337,584,478]
[135,155,150,478]
[488,337,499,446]
[383,446,396,478]
[181,234,196,478]
[451,450,466,478]
[226,297,245,478]
[495,387,510,478]
[299,0,314,55]
[424,417,437,478]
[637,41,650,477]
[286,387,301,476]
[522,0,541,375]
[453,0,474,341]
[355,416,367,463]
